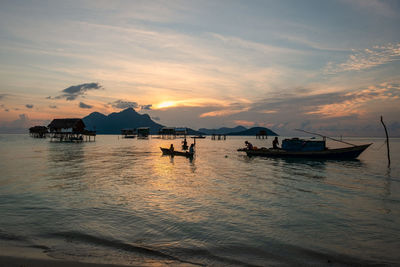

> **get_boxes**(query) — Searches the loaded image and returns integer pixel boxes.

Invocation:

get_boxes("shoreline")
[0,256,131,267]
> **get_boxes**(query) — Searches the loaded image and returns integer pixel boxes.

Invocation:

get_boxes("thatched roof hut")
[29,126,48,134]
[48,118,85,133]
[29,125,48,138]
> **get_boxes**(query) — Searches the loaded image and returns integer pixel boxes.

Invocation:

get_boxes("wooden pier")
[211,134,226,140]
[256,130,268,139]
[121,129,136,138]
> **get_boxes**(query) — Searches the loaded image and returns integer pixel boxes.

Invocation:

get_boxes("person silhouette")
[189,143,195,154]
[272,137,279,149]
[245,141,253,150]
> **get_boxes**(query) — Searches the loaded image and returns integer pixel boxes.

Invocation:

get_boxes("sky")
[0,0,399,136]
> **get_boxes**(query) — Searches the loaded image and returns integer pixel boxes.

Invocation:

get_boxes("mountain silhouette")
[198,126,247,135]
[226,127,278,136]
[83,108,164,134]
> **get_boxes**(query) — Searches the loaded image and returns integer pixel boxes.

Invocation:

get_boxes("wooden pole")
[380,116,390,167]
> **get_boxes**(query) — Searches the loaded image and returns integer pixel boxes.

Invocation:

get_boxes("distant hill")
[83,108,164,134]
[226,127,278,136]
[187,128,206,135]
[198,126,247,135]
[82,108,205,135]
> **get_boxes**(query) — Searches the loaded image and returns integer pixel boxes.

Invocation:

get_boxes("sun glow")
[154,98,229,109]
[155,101,177,109]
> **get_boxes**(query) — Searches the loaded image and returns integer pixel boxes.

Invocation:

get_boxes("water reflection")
[160,154,197,173]
[47,143,87,191]
[48,143,85,164]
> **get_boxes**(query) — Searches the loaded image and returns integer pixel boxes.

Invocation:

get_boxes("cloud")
[25,104,34,109]
[200,109,244,118]
[305,83,400,118]
[79,102,93,109]
[52,82,102,100]
[1,104,9,112]
[141,104,152,110]
[0,114,50,133]
[325,43,400,74]
[340,0,397,17]
[199,103,249,118]
[110,100,139,109]
[0,114,29,132]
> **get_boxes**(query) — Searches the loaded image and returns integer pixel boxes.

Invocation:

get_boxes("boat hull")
[244,144,371,160]
[160,147,194,157]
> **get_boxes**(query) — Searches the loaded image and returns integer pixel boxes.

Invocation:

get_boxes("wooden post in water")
[380,116,390,167]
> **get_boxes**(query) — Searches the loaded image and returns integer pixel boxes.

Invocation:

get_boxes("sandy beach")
[0,256,133,267]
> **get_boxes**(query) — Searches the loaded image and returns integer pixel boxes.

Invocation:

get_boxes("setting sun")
[155,101,177,109]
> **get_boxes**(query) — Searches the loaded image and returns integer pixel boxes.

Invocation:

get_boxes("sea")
[0,134,399,266]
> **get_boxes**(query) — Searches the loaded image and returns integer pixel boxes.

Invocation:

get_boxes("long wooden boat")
[191,135,206,139]
[160,147,194,157]
[241,143,371,160]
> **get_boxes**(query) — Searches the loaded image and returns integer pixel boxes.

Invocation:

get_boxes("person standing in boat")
[189,143,195,154]
[272,137,279,149]
[169,144,174,153]
[245,141,253,150]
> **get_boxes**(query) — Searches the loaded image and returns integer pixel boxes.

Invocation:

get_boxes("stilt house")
[48,118,95,142]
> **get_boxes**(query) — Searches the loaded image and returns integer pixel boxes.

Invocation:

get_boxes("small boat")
[123,135,136,139]
[241,144,371,159]
[191,135,206,139]
[160,147,194,157]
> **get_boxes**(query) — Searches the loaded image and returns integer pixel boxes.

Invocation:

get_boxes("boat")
[191,135,206,139]
[160,147,194,157]
[241,144,371,159]
[239,131,372,160]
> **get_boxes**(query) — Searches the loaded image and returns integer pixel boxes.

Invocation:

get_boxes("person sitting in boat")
[245,141,253,150]
[272,137,279,149]
[189,143,195,154]
[169,144,174,152]
[182,138,188,150]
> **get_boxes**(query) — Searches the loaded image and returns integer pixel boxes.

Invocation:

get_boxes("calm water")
[0,134,399,266]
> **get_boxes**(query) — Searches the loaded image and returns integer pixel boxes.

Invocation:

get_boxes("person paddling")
[245,141,253,150]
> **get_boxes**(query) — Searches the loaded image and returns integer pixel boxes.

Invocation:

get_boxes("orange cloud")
[234,120,255,126]
[306,83,399,118]
[199,109,244,118]
[258,110,277,114]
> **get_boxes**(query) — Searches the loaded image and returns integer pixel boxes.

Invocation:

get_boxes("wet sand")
[0,256,130,267]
